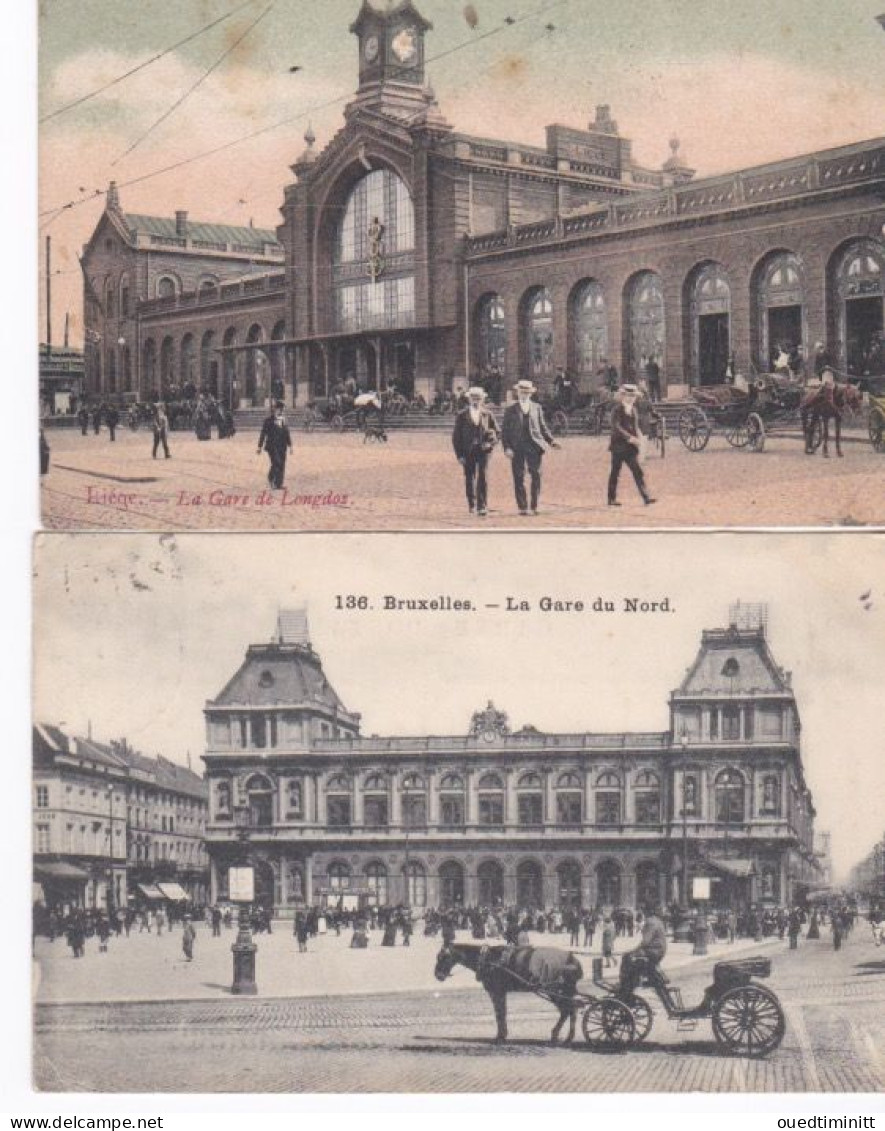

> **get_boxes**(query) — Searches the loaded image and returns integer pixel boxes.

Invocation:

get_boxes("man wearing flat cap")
[608,384,656,507]
[501,379,559,515]
[452,386,499,516]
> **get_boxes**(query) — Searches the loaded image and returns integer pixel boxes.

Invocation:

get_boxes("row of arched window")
[474,239,885,384]
[215,767,783,830]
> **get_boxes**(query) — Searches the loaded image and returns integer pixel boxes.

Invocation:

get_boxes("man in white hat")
[608,383,656,507]
[452,386,499,516]
[501,379,559,515]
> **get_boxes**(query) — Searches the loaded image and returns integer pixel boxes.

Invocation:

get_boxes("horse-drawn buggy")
[677,375,804,453]
[434,941,785,1057]
[303,393,387,441]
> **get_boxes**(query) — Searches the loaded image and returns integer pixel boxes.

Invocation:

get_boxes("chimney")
[175,210,189,237]
[106,181,121,212]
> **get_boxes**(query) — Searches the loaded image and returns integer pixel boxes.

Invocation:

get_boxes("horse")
[801,381,862,457]
[434,941,583,1044]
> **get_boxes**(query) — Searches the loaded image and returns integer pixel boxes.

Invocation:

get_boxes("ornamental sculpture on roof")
[469,700,511,738]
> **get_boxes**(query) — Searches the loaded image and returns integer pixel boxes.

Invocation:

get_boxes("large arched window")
[401,773,426,828]
[403,861,426,906]
[556,771,583,826]
[715,769,746,825]
[333,168,415,332]
[157,276,178,300]
[476,293,507,372]
[180,333,196,388]
[755,252,805,368]
[326,775,351,829]
[831,239,885,378]
[595,772,621,826]
[160,336,175,387]
[328,861,351,891]
[439,773,465,828]
[477,860,504,906]
[595,859,621,907]
[477,773,504,827]
[364,861,388,906]
[363,773,389,828]
[571,280,607,379]
[626,271,665,382]
[557,860,582,908]
[689,262,731,386]
[200,330,216,394]
[244,773,274,828]
[439,860,465,906]
[523,287,555,381]
[517,859,543,908]
[634,771,661,826]
[517,772,543,827]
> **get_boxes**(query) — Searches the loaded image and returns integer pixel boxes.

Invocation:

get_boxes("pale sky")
[38,0,885,346]
[33,532,885,880]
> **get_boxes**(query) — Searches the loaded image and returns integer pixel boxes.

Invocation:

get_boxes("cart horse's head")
[434,943,459,982]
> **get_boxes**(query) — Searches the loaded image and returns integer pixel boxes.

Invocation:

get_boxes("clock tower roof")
[349,0,432,37]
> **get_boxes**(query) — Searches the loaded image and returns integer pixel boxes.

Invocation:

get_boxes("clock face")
[482,729,497,743]
[364,34,379,63]
[391,27,417,64]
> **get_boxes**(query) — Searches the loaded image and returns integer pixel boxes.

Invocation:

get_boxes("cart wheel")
[624,995,653,1042]
[711,985,785,1058]
[746,412,765,452]
[331,413,345,434]
[581,999,636,1052]
[723,421,750,448]
[869,408,885,452]
[678,407,711,452]
[551,410,569,438]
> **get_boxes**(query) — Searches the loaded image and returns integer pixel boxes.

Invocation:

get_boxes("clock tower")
[350,0,432,97]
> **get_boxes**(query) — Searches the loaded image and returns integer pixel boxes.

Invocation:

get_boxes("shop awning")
[136,883,166,900]
[157,882,189,901]
[34,862,89,881]
[706,857,755,878]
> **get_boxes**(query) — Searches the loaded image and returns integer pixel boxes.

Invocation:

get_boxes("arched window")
[439,860,465,906]
[244,324,266,405]
[477,860,504,906]
[142,339,157,392]
[715,769,745,825]
[595,772,621,826]
[517,772,543,826]
[364,861,388,906]
[557,860,582,908]
[198,276,219,299]
[180,333,196,388]
[401,773,426,828]
[286,778,303,818]
[478,773,504,826]
[556,772,583,826]
[104,278,116,319]
[119,275,130,319]
[476,293,507,372]
[215,780,231,818]
[832,239,885,378]
[244,774,273,828]
[523,287,554,382]
[200,330,216,394]
[403,861,426,906]
[439,774,465,827]
[571,280,607,378]
[595,859,621,907]
[326,775,351,828]
[363,774,388,828]
[333,168,415,333]
[517,859,543,908]
[755,252,805,368]
[626,271,665,381]
[328,861,351,891]
[160,336,175,387]
[689,263,731,385]
[634,771,661,825]
[761,774,781,816]
[157,276,177,300]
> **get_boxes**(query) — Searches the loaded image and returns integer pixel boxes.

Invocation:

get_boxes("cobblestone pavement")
[33,929,885,1093]
[40,428,885,530]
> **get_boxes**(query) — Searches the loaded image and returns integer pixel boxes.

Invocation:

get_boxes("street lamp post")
[230,817,257,995]
[673,735,693,943]
[106,783,115,915]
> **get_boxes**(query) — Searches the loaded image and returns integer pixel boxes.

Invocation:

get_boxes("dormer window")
[722,657,740,677]
[259,670,274,688]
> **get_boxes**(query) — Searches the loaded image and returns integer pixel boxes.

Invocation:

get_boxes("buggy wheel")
[625,995,653,1042]
[747,412,765,452]
[869,408,885,452]
[724,421,750,448]
[581,999,636,1052]
[678,407,711,452]
[330,413,345,434]
[808,415,824,452]
[551,410,569,437]
[711,985,785,1058]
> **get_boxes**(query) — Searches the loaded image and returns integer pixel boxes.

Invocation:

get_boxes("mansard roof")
[675,627,792,698]
[207,642,355,719]
[122,213,281,251]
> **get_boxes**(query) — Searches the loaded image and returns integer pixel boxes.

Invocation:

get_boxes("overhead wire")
[38,0,573,222]
[39,0,268,124]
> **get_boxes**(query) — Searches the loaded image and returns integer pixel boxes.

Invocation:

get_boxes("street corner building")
[202,606,824,916]
[32,726,210,914]
[79,1,885,415]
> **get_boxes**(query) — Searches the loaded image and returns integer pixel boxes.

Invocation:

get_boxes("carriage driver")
[618,905,668,995]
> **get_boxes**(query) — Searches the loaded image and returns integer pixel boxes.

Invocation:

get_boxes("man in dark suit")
[608,383,656,506]
[501,379,559,515]
[257,401,293,489]
[452,386,499,516]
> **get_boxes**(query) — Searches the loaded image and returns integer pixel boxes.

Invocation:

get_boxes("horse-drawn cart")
[678,375,806,454]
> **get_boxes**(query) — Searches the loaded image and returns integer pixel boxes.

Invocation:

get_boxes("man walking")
[152,404,171,459]
[105,404,120,442]
[452,386,499,516]
[501,379,559,515]
[257,401,293,490]
[607,384,656,507]
[77,405,89,436]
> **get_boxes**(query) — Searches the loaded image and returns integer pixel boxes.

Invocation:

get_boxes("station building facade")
[202,608,821,915]
[80,1,885,407]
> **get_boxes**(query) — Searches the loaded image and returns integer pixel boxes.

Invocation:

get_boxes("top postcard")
[38,0,885,530]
